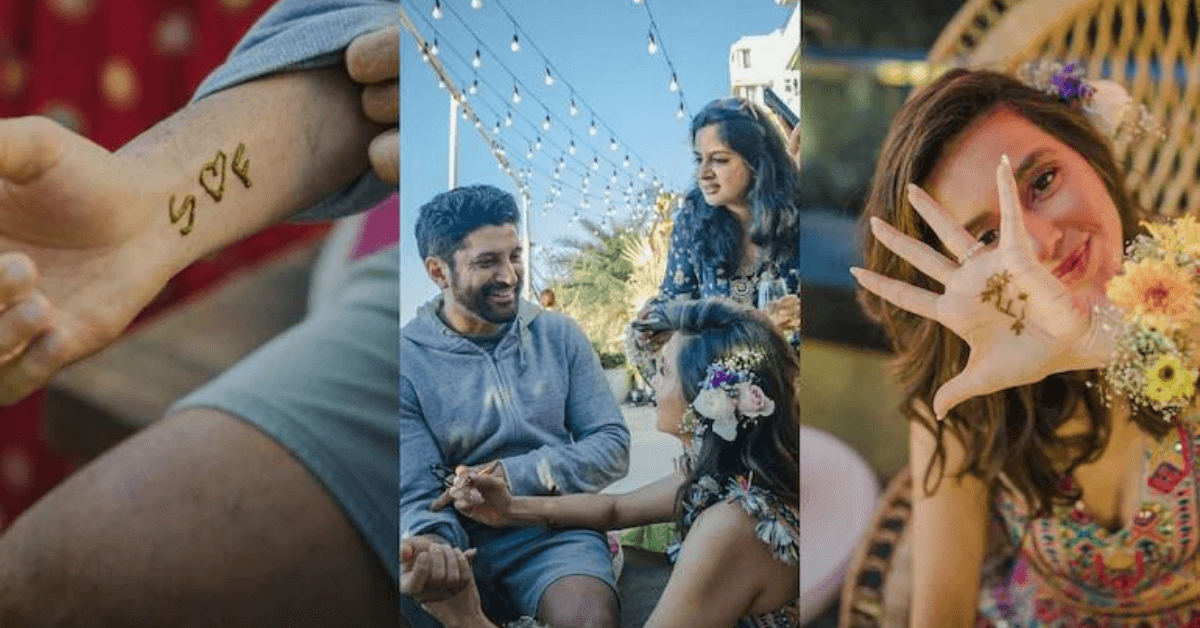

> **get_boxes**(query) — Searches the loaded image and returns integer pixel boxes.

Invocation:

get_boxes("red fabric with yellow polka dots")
[0,0,332,529]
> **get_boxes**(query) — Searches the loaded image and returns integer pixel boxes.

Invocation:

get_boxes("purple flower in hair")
[707,365,737,389]
[1050,63,1093,102]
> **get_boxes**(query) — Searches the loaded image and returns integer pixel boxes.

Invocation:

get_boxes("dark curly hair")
[414,184,520,267]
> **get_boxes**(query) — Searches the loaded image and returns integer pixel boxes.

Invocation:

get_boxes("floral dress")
[668,474,801,628]
[977,416,1200,627]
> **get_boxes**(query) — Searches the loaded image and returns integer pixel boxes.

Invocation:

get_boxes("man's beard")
[453,274,521,324]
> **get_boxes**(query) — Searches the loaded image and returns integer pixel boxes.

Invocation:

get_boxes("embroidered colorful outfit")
[978,414,1200,626]
[667,473,800,628]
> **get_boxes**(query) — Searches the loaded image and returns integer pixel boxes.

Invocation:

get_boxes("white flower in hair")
[1082,79,1133,139]
[692,387,738,440]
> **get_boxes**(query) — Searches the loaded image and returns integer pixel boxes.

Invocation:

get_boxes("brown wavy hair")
[858,68,1159,514]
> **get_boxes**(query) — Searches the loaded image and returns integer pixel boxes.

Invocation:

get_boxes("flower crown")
[681,347,776,441]
[1103,216,1200,418]
[1015,60,1163,145]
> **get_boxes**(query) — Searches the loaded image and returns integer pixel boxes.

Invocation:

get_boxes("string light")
[543,67,555,86]
[535,136,542,150]
[494,122,501,134]
[468,79,479,95]
[669,74,679,92]
[568,141,576,155]
[512,84,522,104]
[677,101,686,119]
[510,33,521,52]
[421,44,429,63]
[623,155,630,168]
[432,0,444,19]
[429,38,439,55]
[470,0,483,9]
[647,32,658,55]
[472,49,483,68]
[568,99,578,116]
[591,157,600,171]
[504,111,513,126]
[609,138,618,151]
[589,120,598,136]
[542,114,551,130]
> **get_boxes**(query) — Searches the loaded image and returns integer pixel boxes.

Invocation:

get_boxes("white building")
[728,2,800,119]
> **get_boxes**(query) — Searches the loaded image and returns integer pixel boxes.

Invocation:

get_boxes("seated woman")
[404,298,799,628]
[852,64,1199,626]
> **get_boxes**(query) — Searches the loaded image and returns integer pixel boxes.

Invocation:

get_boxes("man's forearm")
[116,64,385,280]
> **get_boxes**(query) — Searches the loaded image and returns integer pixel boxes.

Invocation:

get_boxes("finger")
[849,267,939,320]
[362,80,397,124]
[442,544,461,585]
[451,548,471,587]
[477,460,501,476]
[0,292,50,365]
[471,475,507,492]
[400,551,430,597]
[932,369,984,422]
[464,548,477,566]
[0,253,38,308]
[906,183,977,261]
[368,129,398,185]
[996,154,1035,255]
[869,217,957,283]
[428,544,448,585]
[430,489,453,511]
[0,322,71,405]
[345,24,399,84]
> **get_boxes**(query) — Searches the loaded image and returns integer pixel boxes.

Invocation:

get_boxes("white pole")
[448,96,460,190]
[522,192,531,298]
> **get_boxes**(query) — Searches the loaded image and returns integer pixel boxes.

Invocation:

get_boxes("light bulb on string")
[512,85,522,104]
[493,122,501,135]
[609,138,618,151]
[474,118,483,129]
[510,33,521,53]
[420,44,429,63]
[437,79,445,90]
[589,120,598,136]
[542,115,551,131]
[573,211,580,222]
[468,79,479,95]
[526,147,534,159]
[543,67,555,87]
[647,32,658,55]
[638,167,646,179]
[591,157,599,171]
[669,74,679,92]
[432,0,444,19]
[677,102,686,119]
[623,155,630,168]
[470,0,482,9]
[461,107,470,120]
[633,0,643,4]
[505,111,513,127]
[567,141,576,155]
[568,99,578,116]
[559,156,566,168]
[610,170,618,183]
[534,136,542,150]
[472,49,483,68]
[429,39,439,55]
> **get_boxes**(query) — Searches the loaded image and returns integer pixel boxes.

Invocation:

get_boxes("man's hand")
[0,117,170,403]
[346,25,398,184]
[400,534,477,604]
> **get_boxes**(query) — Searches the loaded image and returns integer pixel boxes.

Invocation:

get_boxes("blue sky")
[399,1,797,324]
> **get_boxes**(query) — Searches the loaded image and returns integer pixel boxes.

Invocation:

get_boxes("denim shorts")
[170,245,399,582]
[400,523,618,626]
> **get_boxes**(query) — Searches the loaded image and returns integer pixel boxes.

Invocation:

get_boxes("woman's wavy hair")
[661,298,799,535]
[686,98,801,274]
[858,68,1156,514]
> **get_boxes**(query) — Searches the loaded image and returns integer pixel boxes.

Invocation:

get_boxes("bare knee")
[537,576,619,628]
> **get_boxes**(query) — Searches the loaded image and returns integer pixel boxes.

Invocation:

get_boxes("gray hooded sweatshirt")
[400,296,631,548]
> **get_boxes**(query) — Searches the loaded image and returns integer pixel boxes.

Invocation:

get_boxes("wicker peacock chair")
[838,1,1200,626]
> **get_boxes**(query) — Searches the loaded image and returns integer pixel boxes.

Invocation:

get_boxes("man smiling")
[400,184,630,628]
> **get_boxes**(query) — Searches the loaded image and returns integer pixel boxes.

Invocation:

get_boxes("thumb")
[932,370,981,422]
[430,490,453,511]
[464,547,477,566]
[471,474,507,492]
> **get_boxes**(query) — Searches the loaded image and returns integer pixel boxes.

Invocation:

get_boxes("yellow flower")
[1107,258,1197,325]
[1145,216,1200,257]
[1144,354,1197,405]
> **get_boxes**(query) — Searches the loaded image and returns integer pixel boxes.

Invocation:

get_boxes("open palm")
[852,155,1114,420]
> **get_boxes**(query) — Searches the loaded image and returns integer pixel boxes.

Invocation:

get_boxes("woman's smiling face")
[925,107,1124,305]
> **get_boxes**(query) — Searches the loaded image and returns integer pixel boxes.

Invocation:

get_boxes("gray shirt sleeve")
[399,375,470,549]
[192,0,398,221]
[499,318,631,496]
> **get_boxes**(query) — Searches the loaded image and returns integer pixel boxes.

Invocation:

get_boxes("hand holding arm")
[851,155,1115,420]
[345,24,398,184]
